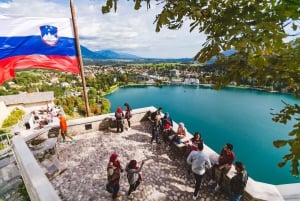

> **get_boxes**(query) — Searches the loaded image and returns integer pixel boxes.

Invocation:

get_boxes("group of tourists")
[105,143,248,201]
[149,107,189,145]
[106,153,144,201]
[187,141,248,201]
[114,103,132,133]
[148,107,248,201]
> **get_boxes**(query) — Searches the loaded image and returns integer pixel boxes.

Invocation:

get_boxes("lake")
[105,85,300,185]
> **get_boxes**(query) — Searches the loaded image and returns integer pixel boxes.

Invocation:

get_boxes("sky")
[0,0,207,58]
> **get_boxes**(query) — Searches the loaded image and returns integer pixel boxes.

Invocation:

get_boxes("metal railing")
[0,133,11,147]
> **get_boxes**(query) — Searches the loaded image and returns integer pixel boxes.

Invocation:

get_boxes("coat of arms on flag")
[40,25,58,46]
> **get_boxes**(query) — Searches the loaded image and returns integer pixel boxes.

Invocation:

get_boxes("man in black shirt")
[230,161,248,201]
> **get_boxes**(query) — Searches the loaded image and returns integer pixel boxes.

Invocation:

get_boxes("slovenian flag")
[0,15,80,84]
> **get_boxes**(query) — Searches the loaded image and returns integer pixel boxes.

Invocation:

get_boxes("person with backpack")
[107,153,123,201]
[150,116,161,144]
[125,159,145,199]
[150,107,162,124]
[115,106,124,133]
[230,161,248,201]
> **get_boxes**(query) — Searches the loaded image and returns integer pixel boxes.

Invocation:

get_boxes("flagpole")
[70,0,90,117]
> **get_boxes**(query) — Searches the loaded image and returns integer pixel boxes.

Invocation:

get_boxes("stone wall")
[12,137,61,201]
[66,106,154,136]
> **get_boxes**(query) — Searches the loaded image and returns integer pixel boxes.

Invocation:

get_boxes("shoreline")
[104,83,292,97]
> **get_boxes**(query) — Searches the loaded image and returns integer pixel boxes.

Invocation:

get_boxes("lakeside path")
[50,121,229,201]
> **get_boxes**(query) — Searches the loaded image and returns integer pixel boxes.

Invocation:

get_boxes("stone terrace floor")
[50,121,229,201]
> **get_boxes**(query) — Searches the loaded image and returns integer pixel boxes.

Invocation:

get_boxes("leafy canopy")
[101,0,300,177]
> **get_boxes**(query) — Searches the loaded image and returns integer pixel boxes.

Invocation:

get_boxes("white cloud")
[0,0,207,58]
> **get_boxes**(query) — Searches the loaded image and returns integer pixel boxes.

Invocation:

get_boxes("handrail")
[0,133,11,145]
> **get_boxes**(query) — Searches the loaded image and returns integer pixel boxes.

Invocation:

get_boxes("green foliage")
[100,97,111,114]
[90,105,101,115]
[272,101,300,177]
[100,0,300,176]
[1,108,25,128]
[78,103,87,116]
[62,105,74,116]
[18,181,30,201]
[0,129,8,134]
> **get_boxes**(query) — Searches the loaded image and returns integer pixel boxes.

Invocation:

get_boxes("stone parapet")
[11,137,61,201]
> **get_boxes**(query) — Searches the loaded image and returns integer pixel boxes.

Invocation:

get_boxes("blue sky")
[0,0,206,58]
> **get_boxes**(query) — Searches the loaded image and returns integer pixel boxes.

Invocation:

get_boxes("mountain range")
[80,45,193,62]
[80,45,236,63]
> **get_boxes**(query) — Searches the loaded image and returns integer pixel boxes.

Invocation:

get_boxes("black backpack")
[231,171,248,194]
[150,111,157,121]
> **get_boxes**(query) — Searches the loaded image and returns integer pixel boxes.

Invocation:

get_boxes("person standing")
[124,103,132,130]
[107,153,123,201]
[150,107,163,126]
[115,107,124,133]
[58,113,75,143]
[187,142,211,200]
[150,115,161,144]
[125,159,145,199]
[208,143,236,192]
[230,161,248,201]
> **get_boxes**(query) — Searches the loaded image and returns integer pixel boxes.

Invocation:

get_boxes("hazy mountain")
[205,49,236,65]
[81,46,141,60]
[80,45,193,62]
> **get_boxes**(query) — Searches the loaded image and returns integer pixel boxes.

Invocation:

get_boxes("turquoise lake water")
[105,85,300,185]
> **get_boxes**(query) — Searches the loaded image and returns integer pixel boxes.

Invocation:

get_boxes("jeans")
[211,164,230,185]
[112,183,120,199]
[116,120,123,132]
[194,173,204,197]
[151,129,159,142]
[127,179,141,196]
[230,191,242,201]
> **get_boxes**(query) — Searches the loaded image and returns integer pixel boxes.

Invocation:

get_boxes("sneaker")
[128,127,131,131]
[192,194,198,200]
[127,194,134,199]
[60,140,65,143]
[71,140,76,144]
[208,179,216,186]
[214,184,221,192]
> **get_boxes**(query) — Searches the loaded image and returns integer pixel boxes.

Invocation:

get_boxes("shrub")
[2,108,25,128]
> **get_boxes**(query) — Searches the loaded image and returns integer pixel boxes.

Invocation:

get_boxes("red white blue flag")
[0,15,80,84]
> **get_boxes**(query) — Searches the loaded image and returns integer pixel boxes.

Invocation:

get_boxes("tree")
[101,0,300,176]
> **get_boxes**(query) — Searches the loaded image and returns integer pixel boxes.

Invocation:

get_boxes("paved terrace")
[50,121,229,201]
